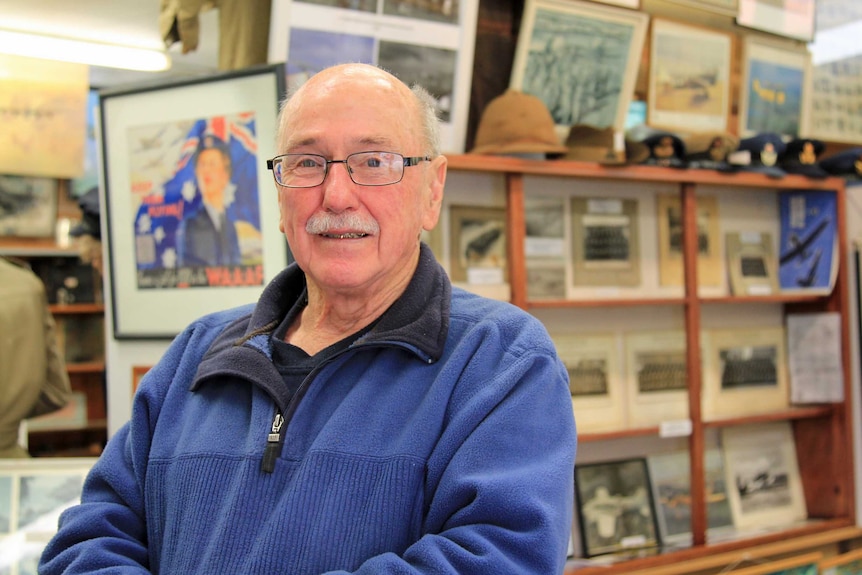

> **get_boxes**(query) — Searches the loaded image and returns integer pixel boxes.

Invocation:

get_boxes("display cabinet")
[442,153,854,574]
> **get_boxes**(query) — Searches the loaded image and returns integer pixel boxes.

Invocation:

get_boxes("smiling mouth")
[321,232,368,239]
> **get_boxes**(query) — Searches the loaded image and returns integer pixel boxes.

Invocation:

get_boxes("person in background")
[40,63,577,574]
[0,257,71,458]
[176,134,243,267]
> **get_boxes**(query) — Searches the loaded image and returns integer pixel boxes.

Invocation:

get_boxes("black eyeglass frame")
[265,151,432,188]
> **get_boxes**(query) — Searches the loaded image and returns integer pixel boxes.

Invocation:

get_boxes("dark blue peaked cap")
[819,147,862,179]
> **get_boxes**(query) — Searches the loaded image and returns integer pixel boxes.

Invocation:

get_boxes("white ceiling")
[0,0,219,88]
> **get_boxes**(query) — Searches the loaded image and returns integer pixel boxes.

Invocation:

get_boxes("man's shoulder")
[449,287,547,337]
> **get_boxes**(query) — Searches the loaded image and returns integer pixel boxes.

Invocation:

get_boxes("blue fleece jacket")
[40,245,577,574]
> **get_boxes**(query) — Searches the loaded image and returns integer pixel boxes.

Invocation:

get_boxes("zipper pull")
[261,410,285,474]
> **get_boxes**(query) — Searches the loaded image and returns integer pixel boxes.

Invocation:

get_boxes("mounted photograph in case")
[574,458,661,557]
[100,65,289,339]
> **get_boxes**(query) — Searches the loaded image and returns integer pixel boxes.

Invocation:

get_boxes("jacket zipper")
[257,340,426,474]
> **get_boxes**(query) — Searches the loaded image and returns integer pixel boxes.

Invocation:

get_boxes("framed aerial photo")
[701,326,789,421]
[552,332,625,433]
[721,422,807,532]
[100,64,289,339]
[803,56,862,145]
[648,19,733,133]
[268,0,479,153]
[739,36,809,138]
[574,458,661,557]
[510,0,648,134]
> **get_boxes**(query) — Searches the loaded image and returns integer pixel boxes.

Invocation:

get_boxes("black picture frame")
[99,64,289,339]
[574,457,661,558]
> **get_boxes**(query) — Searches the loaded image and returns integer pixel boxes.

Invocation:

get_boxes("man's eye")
[298,158,320,168]
[365,157,382,168]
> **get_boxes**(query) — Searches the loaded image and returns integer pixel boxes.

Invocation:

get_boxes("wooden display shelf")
[65,361,106,375]
[445,155,855,570]
[565,523,862,575]
[49,302,105,314]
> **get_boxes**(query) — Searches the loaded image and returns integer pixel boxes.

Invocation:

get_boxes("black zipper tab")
[261,410,285,473]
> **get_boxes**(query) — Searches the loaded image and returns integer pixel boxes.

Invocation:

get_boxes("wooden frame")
[739,35,810,139]
[448,204,508,287]
[510,0,648,135]
[648,19,733,133]
[132,365,152,395]
[574,457,661,557]
[727,551,821,575]
[100,64,288,339]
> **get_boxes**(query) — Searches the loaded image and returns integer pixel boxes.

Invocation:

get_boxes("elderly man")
[40,63,576,574]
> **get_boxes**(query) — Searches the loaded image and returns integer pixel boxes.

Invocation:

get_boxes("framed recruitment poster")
[100,65,289,339]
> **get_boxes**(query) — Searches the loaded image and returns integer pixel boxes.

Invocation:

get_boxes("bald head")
[276,63,441,157]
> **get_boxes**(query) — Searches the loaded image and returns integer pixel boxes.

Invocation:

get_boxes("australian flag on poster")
[130,113,264,289]
[778,190,838,294]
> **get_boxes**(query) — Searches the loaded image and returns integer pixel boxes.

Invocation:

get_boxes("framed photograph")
[0,176,58,238]
[646,449,734,548]
[551,332,625,433]
[803,57,862,145]
[525,195,566,300]
[624,330,689,429]
[737,0,815,42]
[739,36,810,138]
[701,326,789,421]
[656,194,722,289]
[730,552,822,575]
[648,19,733,133]
[574,458,661,557]
[510,0,648,134]
[448,204,507,287]
[0,55,88,179]
[268,0,479,154]
[571,197,641,288]
[721,422,807,532]
[100,64,289,339]
[726,231,778,296]
[820,548,862,574]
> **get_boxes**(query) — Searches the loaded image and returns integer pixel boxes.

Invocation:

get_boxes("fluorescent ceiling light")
[0,29,171,71]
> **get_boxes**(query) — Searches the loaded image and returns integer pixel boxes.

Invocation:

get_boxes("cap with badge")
[641,131,687,168]
[196,133,231,162]
[780,137,828,179]
[470,90,567,158]
[562,124,626,165]
[731,132,786,178]
[819,147,862,180]
[684,132,739,171]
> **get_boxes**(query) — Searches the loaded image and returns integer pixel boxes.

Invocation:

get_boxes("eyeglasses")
[266,151,431,188]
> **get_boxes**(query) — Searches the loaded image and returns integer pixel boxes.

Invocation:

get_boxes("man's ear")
[422,155,447,231]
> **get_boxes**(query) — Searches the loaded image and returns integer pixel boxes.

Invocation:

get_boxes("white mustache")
[306,212,380,236]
